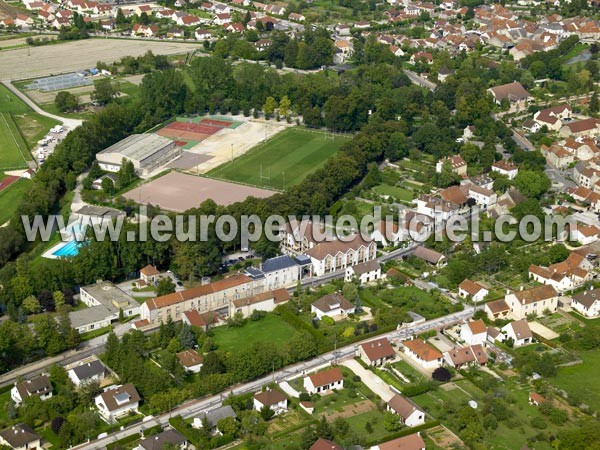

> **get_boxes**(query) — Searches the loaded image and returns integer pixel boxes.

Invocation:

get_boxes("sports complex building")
[96,134,181,176]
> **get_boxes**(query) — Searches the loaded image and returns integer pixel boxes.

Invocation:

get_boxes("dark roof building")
[139,429,187,450]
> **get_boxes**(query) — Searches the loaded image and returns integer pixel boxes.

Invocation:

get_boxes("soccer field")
[207,127,351,190]
[0,84,32,170]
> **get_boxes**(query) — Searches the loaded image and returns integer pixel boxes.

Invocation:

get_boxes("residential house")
[195,29,212,40]
[176,349,203,373]
[15,14,33,27]
[95,384,141,423]
[193,405,237,433]
[177,15,201,26]
[571,288,600,318]
[528,252,591,293]
[260,255,302,290]
[370,432,426,450]
[467,184,497,208]
[213,13,231,25]
[138,429,187,450]
[533,104,572,131]
[386,394,425,427]
[182,310,222,331]
[501,319,533,347]
[311,293,355,320]
[67,359,106,387]
[444,344,487,369]
[359,337,396,366]
[505,285,559,319]
[560,118,600,138]
[460,320,487,345]
[254,38,272,51]
[435,155,467,176]
[253,389,288,415]
[310,439,343,450]
[11,375,52,406]
[529,392,545,406]
[345,260,382,284]
[140,264,160,284]
[402,339,443,369]
[230,288,289,318]
[410,51,433,64]
[288,12,305,22]
[437,66,454,82]
[413,246,447,268]
[492,159,519,180]
[572,224,600,245]
[458,279,489,302]
[225,22,244,33]
[485,299,510,321]
[279,218,322,256]
[487,81,532,111]
[0,424,41,450]
[131,24,159,37]
[303,367,344,395]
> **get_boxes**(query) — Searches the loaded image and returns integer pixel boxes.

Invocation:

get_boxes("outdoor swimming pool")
[51,240,81,258]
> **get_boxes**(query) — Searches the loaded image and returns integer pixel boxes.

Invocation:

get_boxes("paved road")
[341,359,395,402]
[1,81,83,130]
[403,69,437,92]
[511,130,535,152]
[72,306,474,449]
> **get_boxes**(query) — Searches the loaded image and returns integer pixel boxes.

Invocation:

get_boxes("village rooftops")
[486,299,510,313]
[310,438,343,450]
[507,319,533,340]
[572,288,600,309]
[459,279,486,296]
[488,81,531,102]
[0,424,40,449]
[304,234,373,260]
[176,349,203,368]
[446,344,487,366]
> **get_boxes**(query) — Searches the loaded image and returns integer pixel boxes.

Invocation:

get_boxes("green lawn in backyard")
[0,177,32,224]
[372,184,414,202]
[211,313,297,354]
[553,349,600,412]
[207,127,351,189]
[344,409,390,443]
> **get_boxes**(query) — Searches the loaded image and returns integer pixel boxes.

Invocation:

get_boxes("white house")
[436,155,467,176]
[402,339,443,369]
[444,344,488,369]
[460,320,487,345]
[230,288,289,318]
[193,405,237,433]
[386,394,425,427]
[253,389,288,415]
[458,279,488,303]
[0,424,41,450]
[10,375,52,406]
[261,255,302,290]
[67,359,106,388]
[345,260,382,284]
[140,264,161,284]
[505,285,559,320]
[176,349,203,373]
[492,160,519,180]
[501,320,533,347]
[303,367,344,395]
[572,224,600,245]
[195,29,213,40]
[359,337,396,366]
[95,384,140,423]
[467,184,497,209]
[304,235,377,277]
[571,288,600,318]
[311,293,355,320]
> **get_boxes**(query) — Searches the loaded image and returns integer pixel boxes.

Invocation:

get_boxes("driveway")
[340,359,395,402]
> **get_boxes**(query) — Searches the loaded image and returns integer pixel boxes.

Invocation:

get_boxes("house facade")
[505,285,559,320]
[303,368,344,395]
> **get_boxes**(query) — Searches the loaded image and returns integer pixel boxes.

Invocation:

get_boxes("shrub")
[432,367,451,382]
[530,416,547,430]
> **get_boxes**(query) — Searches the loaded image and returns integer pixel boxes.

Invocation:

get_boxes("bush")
[299,392,311,402]
[432,367,451,382]
[530,416,547,429]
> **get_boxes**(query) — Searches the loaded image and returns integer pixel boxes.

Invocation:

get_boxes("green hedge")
[364,420,440,447]
[106,433,139,450]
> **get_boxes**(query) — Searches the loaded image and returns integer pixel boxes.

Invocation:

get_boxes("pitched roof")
[140,264,160,277]
[375,432,426,450]
[70,359,105,381]
[15,375,52,399]
[485,299,510,313]
[492,160,518,171]
[507,319,532,340]
[387,394,423,419]
[310,438,343,450]
[198,405,237,428]
[183,310,220,328]
[467,320,487,335]
[565,118,599,134]
[312,293,354,313]
[308,367,343,388]
[489,81,531,102]
[445,344,487,366]
[459,279,486,296]
[360,337,395,362]
[572,288,600,309]
[139,429,187,450]
[350,260,381,275]
[513,285,557,305]
[176,349,203,368]
[413,246,445,264]
[529,392,545,404]
[262,255,297,272]
[403,339,442,361]
[98,383,140,412]
[440,185,469,206]
[305,234,373,260]
[0,424,40,448]
[254,389,287,407]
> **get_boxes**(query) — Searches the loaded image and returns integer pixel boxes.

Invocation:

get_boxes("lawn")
[372,184,414,202]
[0,112,29,169]
[345,409,390,442]
[207,127,351,190]
[553,349,600,412]
[211,313,297,354]
[0,177,32,224]
[12,112,59,150]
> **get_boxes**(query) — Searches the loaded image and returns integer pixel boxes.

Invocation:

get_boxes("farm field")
[211,313,297,354]
[207,128,351,190]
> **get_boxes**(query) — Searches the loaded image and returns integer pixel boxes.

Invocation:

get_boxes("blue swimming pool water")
[52,240,80,258]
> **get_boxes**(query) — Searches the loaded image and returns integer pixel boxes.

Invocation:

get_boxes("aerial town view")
[0,0,599,448]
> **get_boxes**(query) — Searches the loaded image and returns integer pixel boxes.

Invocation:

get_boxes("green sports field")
[0,84,31,170]
[207,127,351,190]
